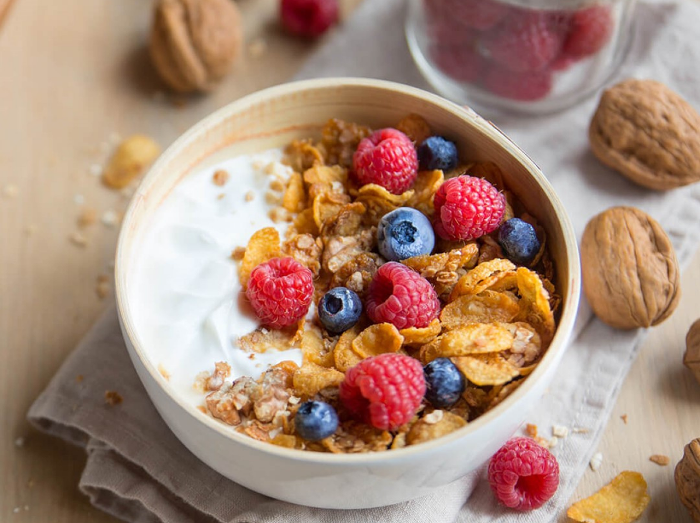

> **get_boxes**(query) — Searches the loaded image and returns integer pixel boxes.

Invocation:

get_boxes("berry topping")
[245,257,314,329]
[366,262,440,330]
[423,358,465,408]
[280,0,339,38]
[488,437,560,511]
[498,218,541,266]
[318,287,363,335]
[339,353,425,430]
[482,12,564,72]
[353,128,419,195]
[561,5,614,59]
[418,136,459,171]
[482,65,553,102]
[433,175,506,241]
[377,207,435,262]
[294,400,339,441]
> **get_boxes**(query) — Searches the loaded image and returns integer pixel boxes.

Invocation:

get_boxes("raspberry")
[245,257,314,329]
[482,11,564,72]
[433,175,505,241]
[353,129,418,195]
[488,437,559,511]
[280,0,339,38]
[561,5,614,59]
[339,353,425,430]
[365,262,440,330]
[482,63,553,102]
[430,42,485,84]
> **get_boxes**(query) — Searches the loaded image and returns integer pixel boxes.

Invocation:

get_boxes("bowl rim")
[115,77,581,465]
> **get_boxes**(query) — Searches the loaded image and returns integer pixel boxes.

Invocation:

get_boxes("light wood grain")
[1,0,698,521]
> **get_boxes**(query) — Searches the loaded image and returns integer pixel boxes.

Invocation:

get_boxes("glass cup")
[406,0,637,114]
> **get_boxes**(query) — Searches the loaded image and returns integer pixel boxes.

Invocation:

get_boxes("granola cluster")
[195,115,560,453]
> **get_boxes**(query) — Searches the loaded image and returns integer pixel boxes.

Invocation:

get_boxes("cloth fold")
[29,1,700,522]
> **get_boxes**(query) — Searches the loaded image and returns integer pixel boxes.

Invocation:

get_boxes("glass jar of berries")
[406,0,636,114]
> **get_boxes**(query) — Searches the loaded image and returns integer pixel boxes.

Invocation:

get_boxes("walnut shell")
[589,79,700,190]
[676,439,700,523]
[581,206,680,329]
[684,319,700,385]
[149,0,241,93]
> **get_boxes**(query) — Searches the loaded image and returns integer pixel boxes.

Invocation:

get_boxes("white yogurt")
[130,148,303,407]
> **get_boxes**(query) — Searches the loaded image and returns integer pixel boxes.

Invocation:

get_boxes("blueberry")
[424,358,465,408]
[417,136,459,171]
[318,287,362,335]
[294,401,339,441]
[497,218,541,266]
[377,207,435,261]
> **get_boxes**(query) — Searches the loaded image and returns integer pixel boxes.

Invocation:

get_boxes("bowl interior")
[116,78,580,460]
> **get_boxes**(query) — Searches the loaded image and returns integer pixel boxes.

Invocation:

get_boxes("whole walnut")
[684,319,700,385]
[676,439,700,522]
[149,0,242,93]
[589,79,700,190]
[581,206,680,329]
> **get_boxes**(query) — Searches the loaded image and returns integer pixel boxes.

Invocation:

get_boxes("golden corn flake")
[449,259,516,301]
[238,326,296,353]
[516,267,555,345]
[352,323,403,358]
[282,171,306,213]
[406,169,444,216]
[400,318,441,346]
[440,291,520,330]
[451,353,520,386]
[270,433,301,449]
[333,325,364,372]
[320,202,365,238]
[300,326,334,368]
[420,323,514,363]
[312,192,350,230]
[292,208,318,236]
[293,363,345,398]
[238,227,280,287]
[102,135,161,189]
[567,471,650,523]
[407,411,467,445]
[355,184,414,225]
[285,139,324,172]
[487,378,524,410]
[395,113,432,144]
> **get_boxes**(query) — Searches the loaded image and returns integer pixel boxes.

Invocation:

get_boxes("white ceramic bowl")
[115,78,580,509]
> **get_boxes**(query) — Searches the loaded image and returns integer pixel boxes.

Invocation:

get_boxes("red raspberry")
[366,262,440,330]
[430,42,485,84]
[488,437,559,511]
[561,5,614,59]
[433,175,505,241]
[339,353,426,430]
[280,0,339,38]
[353,129,418,195]
[482,63,553,102]
[482,11,564,72]
[245,257,314,329]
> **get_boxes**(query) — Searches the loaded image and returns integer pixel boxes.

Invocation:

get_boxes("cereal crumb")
[552,425,569,439]
[248,37,267,57]
[590,452,603,471]
[96,275,110,299]
[649,454,670,466]
[288,396,301,405]
[2,184,18,198]
[525,423,538,438]
[245,190,255,202]
[73,193,85,205]
[217,193,225,200]
[269,179,285,192]
[231,246,246,261]
[423,410,444,424]
[265,191,281,205]
[105,390,123,406]
[212,169,230,186]
[158,364,171,381]
[572,427,590,434]
[89,163,103,177]
[69,232,88,247]
[76,375,84,383]
[14,437,25,447]
[101,210,119,227]
[197,405,208,414]
[621,414,628,424]
[78,207,98,228]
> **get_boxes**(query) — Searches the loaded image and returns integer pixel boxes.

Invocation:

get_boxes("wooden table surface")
[1,0,698,521]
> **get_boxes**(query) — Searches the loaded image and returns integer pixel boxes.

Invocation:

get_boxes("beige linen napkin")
[29,1,700,522]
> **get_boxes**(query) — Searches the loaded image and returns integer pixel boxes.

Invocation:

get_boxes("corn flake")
[516,267,555,345]
[312,192,351,230]
[285,139,324,172]
[282,172,306,213]
[567,471,650,523]
[395,113,432,144]
[238,227,281,287]
[406,170,444,216]
[293,363,345,398]
[407,411,467,445]
[449,259,516,301]
[334,325,364,372]
[352,323,403,358]
[420,323,514,363]
[300,326,334,368]
[451,353,520,386]
[400,318,441,346]
[440,291,520,330]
